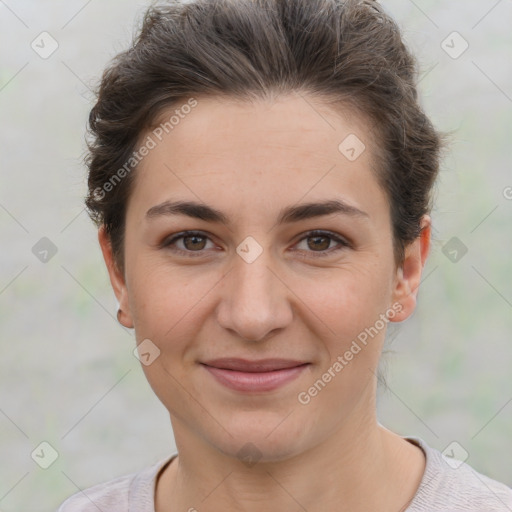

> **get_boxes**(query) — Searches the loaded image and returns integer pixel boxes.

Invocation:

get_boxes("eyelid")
[290,229,352,258]
[294,229,352,247]
[159,230,218,255]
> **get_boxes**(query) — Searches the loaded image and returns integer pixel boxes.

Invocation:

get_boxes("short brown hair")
[85,0,451,272]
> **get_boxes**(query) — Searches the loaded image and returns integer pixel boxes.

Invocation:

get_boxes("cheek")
[127,261,220,345]
[129,267,209,401]
[297,264,392,336]
[305,271,393,390]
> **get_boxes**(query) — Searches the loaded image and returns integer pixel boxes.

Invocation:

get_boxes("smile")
[200,359,311,392]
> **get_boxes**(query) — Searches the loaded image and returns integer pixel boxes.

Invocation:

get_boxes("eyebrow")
[145,199,369,225]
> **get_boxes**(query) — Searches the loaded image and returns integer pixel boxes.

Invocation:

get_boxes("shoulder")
[56,455,176,512]
[57,471,134,511]
[406,437,512,511]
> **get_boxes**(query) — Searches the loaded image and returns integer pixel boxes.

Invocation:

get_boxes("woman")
[58,0,512,510]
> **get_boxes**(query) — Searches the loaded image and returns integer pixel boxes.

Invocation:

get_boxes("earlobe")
[389,216,431,323]
[98,226,134,328]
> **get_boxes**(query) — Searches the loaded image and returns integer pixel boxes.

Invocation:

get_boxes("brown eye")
[162,231,215,256]
[294,230,351,258]
[182,234,207,251]
[307,235,331,251]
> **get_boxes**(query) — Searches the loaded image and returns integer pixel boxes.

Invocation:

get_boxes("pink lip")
[200,358,310,392]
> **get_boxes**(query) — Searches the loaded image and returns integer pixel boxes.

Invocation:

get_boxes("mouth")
[200,358,311,392]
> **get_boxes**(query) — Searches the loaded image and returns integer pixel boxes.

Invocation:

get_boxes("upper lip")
[201,358,310,372]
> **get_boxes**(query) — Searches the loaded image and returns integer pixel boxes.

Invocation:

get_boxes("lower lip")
[201,364,310,392]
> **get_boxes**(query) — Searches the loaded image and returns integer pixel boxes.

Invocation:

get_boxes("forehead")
[128,93,387,223]
[148,93,376,164]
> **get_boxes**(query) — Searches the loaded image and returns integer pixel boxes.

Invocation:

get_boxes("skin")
[99,92,430,511]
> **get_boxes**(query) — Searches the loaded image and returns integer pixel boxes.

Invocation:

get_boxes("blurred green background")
[0,1,511,510]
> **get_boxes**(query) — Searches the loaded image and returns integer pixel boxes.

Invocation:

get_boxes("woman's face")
[100,93,428,462]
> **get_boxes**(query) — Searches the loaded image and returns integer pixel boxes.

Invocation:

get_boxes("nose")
[215,246,293,342]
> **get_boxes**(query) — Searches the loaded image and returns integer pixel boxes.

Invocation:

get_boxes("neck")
[156,395,425,512]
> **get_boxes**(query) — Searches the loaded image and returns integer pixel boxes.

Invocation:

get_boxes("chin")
[204,412,314,464]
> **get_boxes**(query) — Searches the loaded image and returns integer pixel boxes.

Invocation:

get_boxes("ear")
[389,215,431,323]
[98,225,134,328]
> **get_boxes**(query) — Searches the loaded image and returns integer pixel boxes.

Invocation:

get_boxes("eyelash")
[161,230,351,258]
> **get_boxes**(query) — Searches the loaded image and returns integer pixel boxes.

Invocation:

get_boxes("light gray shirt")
[57,437,512,511]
